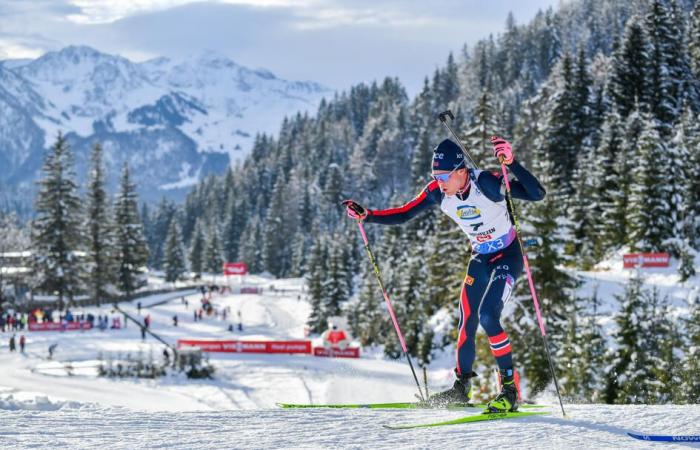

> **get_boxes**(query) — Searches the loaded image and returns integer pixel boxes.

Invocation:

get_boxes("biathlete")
[343,136,545,412]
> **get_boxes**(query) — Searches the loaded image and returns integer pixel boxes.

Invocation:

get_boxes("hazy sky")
[0,0,562,95]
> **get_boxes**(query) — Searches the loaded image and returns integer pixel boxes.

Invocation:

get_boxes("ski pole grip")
[438,110,455,123]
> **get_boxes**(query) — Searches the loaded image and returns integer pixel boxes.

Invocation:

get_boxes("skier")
[343,137,545,413]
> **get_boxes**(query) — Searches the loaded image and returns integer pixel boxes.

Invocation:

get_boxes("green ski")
[383,411,549,430]
[276,401,546,410]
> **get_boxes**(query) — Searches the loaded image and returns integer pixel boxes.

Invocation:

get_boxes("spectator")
[19,335,25,353]
[140,326,146,341]
[173,315,178,327]
[137,301,142,314]
[163,348,170,365]
[193,310,198,322]
[9,334,16,352]
[48,343,57,359]
[144,314,151,329]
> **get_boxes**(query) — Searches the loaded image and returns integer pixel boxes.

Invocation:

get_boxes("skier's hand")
[342,200,368,221]
[491,136,514,165]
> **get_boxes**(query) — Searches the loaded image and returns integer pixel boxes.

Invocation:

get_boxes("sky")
[0,0,563,95]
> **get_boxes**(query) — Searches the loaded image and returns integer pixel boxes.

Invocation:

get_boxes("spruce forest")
[12,0,700,405]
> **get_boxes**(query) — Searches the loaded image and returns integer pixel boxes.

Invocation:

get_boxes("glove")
[491,136,514,165]
[341,200,368,221]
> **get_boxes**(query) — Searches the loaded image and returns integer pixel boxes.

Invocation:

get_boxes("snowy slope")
[0,274,698,448]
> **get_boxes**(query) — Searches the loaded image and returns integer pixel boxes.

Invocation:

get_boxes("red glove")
[342,200,368,221]
[491,136,514,165]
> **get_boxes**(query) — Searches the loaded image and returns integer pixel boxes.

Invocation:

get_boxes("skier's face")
[432,168,467,196]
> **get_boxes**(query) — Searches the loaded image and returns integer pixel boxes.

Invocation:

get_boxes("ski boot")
[425,370,476,407]
[485,367,520,413]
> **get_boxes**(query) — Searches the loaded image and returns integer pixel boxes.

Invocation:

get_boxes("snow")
[0,274,698,448]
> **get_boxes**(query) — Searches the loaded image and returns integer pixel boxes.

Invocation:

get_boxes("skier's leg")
[428,257,487,405]
[478,248,523,370]
[456,260,489,377]
[478,245,524,412]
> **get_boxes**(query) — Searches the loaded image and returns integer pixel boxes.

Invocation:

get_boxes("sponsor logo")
[470,222,483,231]
[457,205,481,220]
[465,275,474,286]
[477,227,496,236]
[476,234,492,243]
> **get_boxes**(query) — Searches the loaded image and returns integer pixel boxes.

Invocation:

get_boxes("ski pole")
[497,156,567,417]
[354,219,426,402]
[438,110,479,170]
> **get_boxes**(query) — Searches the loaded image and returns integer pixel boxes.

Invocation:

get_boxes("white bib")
[439,170,516,254]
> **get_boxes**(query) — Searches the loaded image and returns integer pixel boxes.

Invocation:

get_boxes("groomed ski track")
[1,404,699,448]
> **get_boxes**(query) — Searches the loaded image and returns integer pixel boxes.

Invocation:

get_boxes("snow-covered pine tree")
[238,217,263,274]
[114,163,149,297]
[645,287,683,403]
[644,0,689,137]
[680,288,700,403]
[690,1,700,79]
[188,220,205,279]
[605,273,645,403]
[322,237,350,319]
[462,89,501,168]
[577,289,606,402]
[589,110,624,261]
[203,224,223,275]
[626,112,671,252]
[147,198,176,269]
[347,257,387,347]
[608,18,651,118]
[32,133,85,309]
[163,219,187,283]
[85,142,115,305]
[305,234,327,333]
[672,106,699,279]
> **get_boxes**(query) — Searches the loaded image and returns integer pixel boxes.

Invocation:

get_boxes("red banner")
[177,339,311,354]
[623,253,670,268]
[224,262,249,276]
[29,322,93,332]
[313,347,361,358]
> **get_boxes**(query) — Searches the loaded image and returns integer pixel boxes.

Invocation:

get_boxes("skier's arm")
[364,181,441,225]
[476,160,546,202]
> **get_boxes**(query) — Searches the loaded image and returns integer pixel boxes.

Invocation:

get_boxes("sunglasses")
[431,163,464,182]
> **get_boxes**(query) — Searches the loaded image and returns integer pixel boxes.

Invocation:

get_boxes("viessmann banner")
[177,339,311,354]
[623,253,670,268]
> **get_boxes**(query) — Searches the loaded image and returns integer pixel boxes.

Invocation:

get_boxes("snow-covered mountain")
[0,46,331,206]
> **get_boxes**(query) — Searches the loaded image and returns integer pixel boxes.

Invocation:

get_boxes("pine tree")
[680,289,700,403]
[305,235,327,333]
[163,220,186,283]
[148,198,176,269]
[189,220,205,279]
[463,89,501,167]
[626,114,671,252]
[577,290,606,402]
[238,218,263,273]
[85,142,115,305]
[590,110,624,259]
[32,133,85,309]
[203,224,223,275]
[114,163,149,297]
[263,172,289,277]
[322,237,349,319]
[690,2,700,79]
[609,19,651,118]
[349,262,386,347]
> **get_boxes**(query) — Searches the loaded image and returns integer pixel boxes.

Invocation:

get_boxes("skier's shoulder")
[424,180,443,202]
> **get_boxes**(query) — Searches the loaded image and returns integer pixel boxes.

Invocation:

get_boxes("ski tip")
[628,433,700,442]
